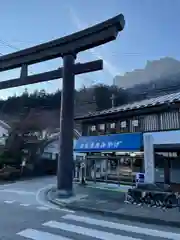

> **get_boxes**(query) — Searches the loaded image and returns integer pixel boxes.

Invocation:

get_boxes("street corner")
[35,184,56,206]
[44,185,89,209]
[46,187,66,208]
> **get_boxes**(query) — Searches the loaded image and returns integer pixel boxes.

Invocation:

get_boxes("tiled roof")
[47,129,81,140]
[0,120,10,130]
[76,91,180,119]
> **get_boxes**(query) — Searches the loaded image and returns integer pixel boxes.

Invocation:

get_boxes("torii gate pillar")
[57,54,76,195]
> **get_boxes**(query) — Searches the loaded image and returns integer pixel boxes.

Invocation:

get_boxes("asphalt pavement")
[0,176,56,209]
[0,176,180,239]
[0,200,180,240]
[48,183,180,228]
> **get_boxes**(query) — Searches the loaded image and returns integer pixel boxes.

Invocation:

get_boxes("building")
[38,129,84,174]
[74,91,180,187]
[41,129,82,160]
[143,130,180,187]
[75,91,180,136]
[0,120,10,136]
[0,120,10,145]
[74,133,143,183]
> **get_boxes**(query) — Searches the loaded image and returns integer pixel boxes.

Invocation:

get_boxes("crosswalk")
[16,213,180,240]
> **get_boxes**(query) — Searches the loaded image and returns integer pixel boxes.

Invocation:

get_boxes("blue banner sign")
[74,133,142,152]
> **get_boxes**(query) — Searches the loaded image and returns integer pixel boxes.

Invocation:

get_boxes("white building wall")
[143,134,155,183]
[42,139,85,160]
[143,130,180,184]
[0,125,8,137]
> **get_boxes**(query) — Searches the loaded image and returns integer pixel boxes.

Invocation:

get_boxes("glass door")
[85,156,108,183]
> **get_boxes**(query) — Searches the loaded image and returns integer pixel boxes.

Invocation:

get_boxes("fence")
[125,183,179,209]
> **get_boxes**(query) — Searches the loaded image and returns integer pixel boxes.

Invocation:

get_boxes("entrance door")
[164,158,170,185]
[155,152,171,184]
[86,157,108,182]
[93,158,107,182]
[118,156,133,184]
[154,153,165,183]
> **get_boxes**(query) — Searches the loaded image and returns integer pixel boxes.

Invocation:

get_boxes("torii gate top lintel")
[0,14,125,72]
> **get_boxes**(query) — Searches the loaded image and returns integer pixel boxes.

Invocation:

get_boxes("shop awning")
[74,133,143,153]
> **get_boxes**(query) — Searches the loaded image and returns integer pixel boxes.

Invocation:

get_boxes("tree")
[0,109,54,172]
[93,84,112,110]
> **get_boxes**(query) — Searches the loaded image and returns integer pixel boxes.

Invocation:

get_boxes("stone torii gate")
[0,14,125,196]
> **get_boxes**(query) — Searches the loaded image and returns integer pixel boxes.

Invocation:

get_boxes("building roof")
[47,129,81,141]
[75,91,180,120]
[0,120,10,130]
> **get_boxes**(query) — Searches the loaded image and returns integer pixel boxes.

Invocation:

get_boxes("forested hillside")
[1,72,180,128]
[0,85,139,116]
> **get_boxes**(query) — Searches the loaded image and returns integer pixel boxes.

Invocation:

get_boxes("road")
[0,176,57,210]
[0,176,180,239]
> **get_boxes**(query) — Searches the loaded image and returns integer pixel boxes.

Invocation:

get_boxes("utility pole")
[110,93,116,108]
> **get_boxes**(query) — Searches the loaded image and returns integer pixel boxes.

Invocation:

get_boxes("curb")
[46,188,66,208]
[86,185,128,193]
[64,205,180,228]
[46,188,180,228]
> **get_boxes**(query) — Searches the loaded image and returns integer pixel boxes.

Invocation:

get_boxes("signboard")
[145,130,180,145]
[74,133,142,152]
[135,173,144,183]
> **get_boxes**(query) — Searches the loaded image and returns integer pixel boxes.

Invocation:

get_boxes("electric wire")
[0,38,53,88]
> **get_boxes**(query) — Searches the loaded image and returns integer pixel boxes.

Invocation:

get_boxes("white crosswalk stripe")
[17,228,72,240]
[43,221,139,240]
[4,200,15,204]
[36,206,50,211]
[62,214,180,239]
[16,213,180,240]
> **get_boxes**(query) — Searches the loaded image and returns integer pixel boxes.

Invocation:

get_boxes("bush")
[0,150,22,168]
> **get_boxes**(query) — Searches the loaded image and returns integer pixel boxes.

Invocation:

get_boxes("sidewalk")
[84,181,132,192]
[46,183,180,228]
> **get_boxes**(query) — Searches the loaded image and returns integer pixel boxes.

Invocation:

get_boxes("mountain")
[114,57,180,89]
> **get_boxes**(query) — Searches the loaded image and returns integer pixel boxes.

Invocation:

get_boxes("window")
[91,125,96,131]
[130,118,139,132]
[106,122,117,134]
[132,120,139,127]
[142,114,159,131]
[88,125,98,136]
[119,120,129,133]
[160,111,180,130]
[99,124,105,130]
[98,123,106,135]
[121,121,126,128]
[110,123,116,129]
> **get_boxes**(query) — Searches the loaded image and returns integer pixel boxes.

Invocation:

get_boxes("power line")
[0,39,19,51]
[0,38,52,87]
